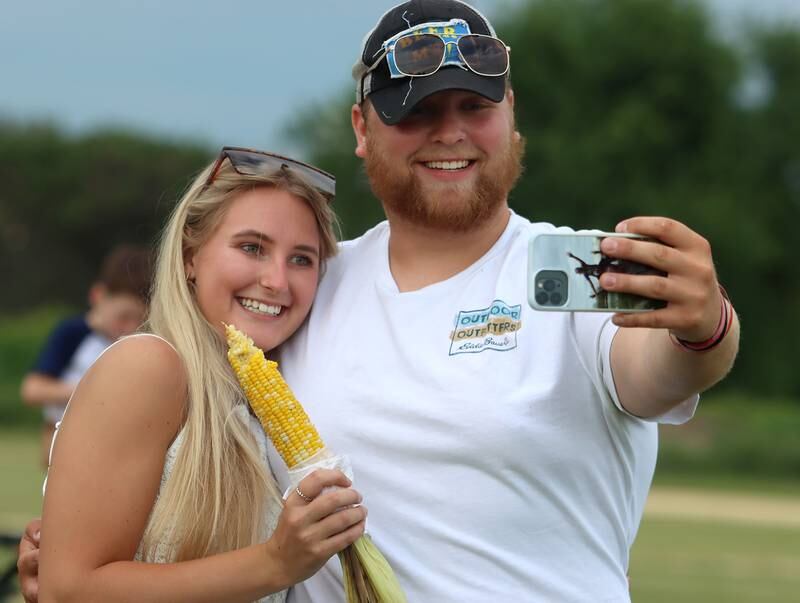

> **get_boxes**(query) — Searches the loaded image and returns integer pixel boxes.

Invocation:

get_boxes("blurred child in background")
[19,244,152,467]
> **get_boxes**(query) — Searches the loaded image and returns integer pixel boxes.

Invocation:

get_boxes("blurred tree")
[0,123,209,310]
[285,96,383,239]
[721,25,800,395]
[1,0,797,396]
[286,0,799,397]
[505,0,738,227]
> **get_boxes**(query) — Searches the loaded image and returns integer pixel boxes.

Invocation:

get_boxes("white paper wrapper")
[282,447,367,531]
[282,447,354,500]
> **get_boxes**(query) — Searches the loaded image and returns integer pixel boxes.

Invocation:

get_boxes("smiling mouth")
[238,297,282,317]
[422,160,473,171]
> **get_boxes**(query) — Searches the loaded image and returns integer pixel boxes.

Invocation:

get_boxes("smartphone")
[527,231,667,312]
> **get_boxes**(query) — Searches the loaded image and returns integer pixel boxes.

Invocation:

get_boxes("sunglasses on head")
[370,32,510,79]
[205,147,336,200]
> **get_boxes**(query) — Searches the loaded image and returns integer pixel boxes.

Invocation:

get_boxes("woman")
[38,148,366,603]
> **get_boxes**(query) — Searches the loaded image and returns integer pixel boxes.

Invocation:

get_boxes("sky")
[1,0,799,157]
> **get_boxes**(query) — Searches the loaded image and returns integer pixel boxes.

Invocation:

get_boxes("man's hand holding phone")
[596,217,724,344]
[529,216,726,345]
[587,216,738,419]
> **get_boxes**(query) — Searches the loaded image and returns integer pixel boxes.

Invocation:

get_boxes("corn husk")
[340,535,407,603]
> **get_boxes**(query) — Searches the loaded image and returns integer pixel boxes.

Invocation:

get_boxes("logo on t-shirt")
[449,299,522,355]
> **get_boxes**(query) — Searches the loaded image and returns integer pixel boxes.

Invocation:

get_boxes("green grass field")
[0,429,41,603]
[1,428,798,602]
[632,482,800,602]
[630,517,799,602]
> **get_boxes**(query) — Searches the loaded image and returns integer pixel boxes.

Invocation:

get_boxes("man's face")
[91,290,146,340]
[353,89,524,233]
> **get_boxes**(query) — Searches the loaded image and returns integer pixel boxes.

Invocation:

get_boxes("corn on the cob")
[225,324,407,603]
[226,324,325,468]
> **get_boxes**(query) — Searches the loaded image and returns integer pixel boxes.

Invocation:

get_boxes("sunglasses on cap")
[205,147,336,200]
[368,31,510,79]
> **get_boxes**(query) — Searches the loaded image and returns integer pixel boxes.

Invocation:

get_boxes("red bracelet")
[671,287,734,352]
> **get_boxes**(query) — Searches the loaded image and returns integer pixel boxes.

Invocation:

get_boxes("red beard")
[364,130,525,233]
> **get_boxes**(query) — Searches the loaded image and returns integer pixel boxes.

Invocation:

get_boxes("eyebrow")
[232,229,320,256]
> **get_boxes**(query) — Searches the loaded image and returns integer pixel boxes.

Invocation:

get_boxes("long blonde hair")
[139,158,338,561]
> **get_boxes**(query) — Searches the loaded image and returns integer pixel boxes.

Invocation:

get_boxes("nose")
[258,258,289,293]
[430,107,467,146]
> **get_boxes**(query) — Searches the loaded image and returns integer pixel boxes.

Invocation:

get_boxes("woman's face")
[188,186,321,352]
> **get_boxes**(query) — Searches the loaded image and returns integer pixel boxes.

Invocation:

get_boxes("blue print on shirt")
[449,299,522,355]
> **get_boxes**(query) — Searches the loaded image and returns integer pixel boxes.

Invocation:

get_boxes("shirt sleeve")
[30,317,91,378]
[599,320,699,425]
[569,312,698,425]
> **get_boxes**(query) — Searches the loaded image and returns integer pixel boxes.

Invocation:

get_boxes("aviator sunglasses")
[370,32,511,78]
[205,147,336,200]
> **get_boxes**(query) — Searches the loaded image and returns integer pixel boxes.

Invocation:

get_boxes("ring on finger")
[295,485,314,503]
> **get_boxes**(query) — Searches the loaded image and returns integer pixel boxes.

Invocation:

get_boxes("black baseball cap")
[352,0,508,125]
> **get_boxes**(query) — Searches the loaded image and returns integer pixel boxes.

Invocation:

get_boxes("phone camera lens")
[550,292,562,305]
[536,291,549,305]
[543,279,556,292]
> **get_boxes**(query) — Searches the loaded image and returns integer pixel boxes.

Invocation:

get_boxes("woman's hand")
[264,469,367,588]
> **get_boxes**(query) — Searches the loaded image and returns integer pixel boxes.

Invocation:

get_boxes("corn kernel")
[225,324,325,468]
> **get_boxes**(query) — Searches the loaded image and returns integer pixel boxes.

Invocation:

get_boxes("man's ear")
[88,283,107,306]
[352,103,368,159]
[506,87,521,142]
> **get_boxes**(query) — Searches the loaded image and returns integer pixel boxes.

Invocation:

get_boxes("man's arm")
[603,217,739,418]
[22,317,89,407]
[18,518,41,603]
[20,374,75,407]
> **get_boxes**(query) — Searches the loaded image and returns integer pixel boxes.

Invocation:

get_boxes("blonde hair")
[139,159,338,562]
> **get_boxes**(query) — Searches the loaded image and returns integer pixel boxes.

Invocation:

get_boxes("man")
[20,244,151,468]
[19,1,738,601]
[274,1,737,601]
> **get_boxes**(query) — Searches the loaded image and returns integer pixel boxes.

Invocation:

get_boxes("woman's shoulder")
[102,333,182,372]
[78,333,187,420]
[54,333,187,459]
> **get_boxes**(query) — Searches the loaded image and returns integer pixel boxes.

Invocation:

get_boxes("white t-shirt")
[44,331,111,424]
[272,212,696,603]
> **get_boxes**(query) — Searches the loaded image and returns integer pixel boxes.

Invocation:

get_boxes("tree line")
[1,0,798,397]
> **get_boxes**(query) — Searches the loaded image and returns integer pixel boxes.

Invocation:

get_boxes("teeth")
[240,298,281,316]
[424,160,470,170]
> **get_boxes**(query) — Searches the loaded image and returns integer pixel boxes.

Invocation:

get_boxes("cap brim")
[369,68,506,125]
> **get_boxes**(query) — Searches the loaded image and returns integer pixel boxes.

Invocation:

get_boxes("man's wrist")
[670,286,734,352]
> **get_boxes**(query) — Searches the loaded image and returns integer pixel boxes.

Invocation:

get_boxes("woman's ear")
[185,251,196,283]
[87,283,108,306]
